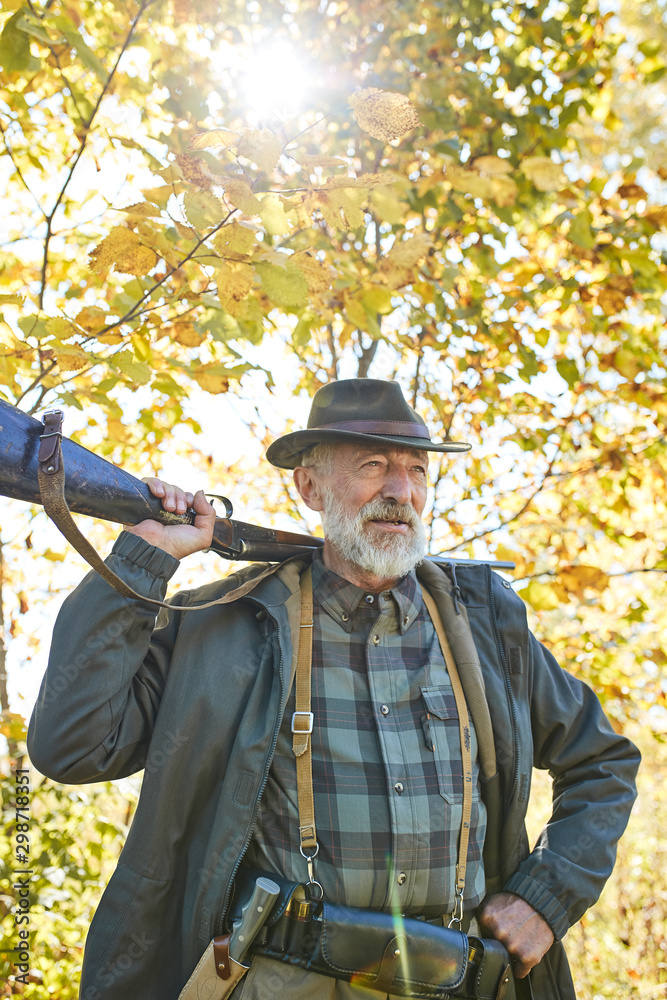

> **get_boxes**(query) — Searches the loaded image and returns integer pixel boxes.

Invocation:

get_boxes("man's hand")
[124,478,216,560]
[478,892,555,979]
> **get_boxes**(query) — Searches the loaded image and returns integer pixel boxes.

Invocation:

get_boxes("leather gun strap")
[293,566,317,852]
[421,586,473,909]
[37,415,239,613]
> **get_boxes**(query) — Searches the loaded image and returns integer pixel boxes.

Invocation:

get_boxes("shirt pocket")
[421,685,465,804]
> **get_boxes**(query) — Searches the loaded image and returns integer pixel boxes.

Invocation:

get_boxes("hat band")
[316,419,430,440]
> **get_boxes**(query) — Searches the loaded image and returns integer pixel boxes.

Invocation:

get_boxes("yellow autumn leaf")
[97,332,124,345]
[345,297,368,329]
[379,232,433,287]
[519,580,560,611]
[445,164,494,199]
[349,88,421,142]
[54,344,90,371]
[559,565,610,597]
[76,305,108,332]
[237,128,283,173]
[258,194,291,236]
[473,155,514,176]
[46,317,82,342]
[113,350,152,386]
[597,288,628,316]
[174,153,212,190]
[117,201,162,217]
[491,175,518,207]
[521,156,567,192]
[183,189,224,230]
[336,189,367,228]
[324,173,400,189]
[170,322,204,347]
[363,286,394,314]
[217,262,254,315]
[189,127,240,150]
[89,226,158,276]
[224,178,262,215]
[212,222,257,260]
[141,184,174,209]
[291,251,332,295]
[370,187,406,224]
[296,153,347,170]
[192,364,231,393]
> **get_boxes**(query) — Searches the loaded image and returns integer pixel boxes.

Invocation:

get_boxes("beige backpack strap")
[291,567,322,897]
[421,586,473,929]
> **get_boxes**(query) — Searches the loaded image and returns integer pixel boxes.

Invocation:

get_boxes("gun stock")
[0,400,513,570]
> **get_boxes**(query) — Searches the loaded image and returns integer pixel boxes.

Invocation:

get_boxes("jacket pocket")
[80,863,171,999]
[421,685,475,804]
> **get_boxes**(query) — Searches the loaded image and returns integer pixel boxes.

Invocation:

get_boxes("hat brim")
[266,428,471,469]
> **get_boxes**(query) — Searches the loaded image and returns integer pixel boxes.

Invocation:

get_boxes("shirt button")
[365,594,375,604]
[403,615,410,626]
[394,782,404,794]
[397,872,407,885]
[341,612,349,622]
[372,634,380,645]
[380,704,390,716]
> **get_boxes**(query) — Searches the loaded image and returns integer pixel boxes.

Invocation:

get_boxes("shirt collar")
[311,550,422,634]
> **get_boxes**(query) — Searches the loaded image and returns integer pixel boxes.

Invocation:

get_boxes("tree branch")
[38,0,154,309]
[435,455,558,552]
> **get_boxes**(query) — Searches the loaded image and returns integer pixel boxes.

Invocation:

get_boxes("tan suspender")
[292,571,474,926]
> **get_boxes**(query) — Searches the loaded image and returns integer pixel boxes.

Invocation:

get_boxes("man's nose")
[381,467,412,505]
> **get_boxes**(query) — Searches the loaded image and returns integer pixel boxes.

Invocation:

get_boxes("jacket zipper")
[215,603,286,935]
[487,569,520,801]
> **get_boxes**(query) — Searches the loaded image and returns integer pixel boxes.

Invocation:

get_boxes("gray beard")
[320,488,427,581]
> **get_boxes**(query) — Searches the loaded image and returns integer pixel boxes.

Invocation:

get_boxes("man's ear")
[293,466,325,512]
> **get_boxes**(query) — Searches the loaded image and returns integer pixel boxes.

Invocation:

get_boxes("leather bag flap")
[319,903,468,992]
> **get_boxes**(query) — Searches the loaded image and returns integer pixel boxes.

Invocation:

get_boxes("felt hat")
[266,378,471,469]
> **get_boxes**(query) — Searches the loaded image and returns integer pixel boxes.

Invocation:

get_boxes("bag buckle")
[291,711,314,734]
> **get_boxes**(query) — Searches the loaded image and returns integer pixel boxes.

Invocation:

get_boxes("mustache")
[358,498,420,528]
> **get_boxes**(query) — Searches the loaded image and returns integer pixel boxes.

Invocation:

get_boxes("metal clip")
[448,888,464,929]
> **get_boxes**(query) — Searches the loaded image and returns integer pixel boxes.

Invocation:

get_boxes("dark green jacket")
[28,533,640,1000]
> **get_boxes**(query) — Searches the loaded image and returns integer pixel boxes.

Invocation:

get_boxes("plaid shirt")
[244,552,487,918]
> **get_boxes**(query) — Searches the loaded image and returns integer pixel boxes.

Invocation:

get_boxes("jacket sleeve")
[27,531,184,783]
[503,630,640,940]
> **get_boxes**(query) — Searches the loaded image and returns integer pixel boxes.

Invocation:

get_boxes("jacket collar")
[216,554,497,779]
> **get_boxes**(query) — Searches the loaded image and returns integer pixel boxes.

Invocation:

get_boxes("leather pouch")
[306,901,469,998]
[234,869,514,1000]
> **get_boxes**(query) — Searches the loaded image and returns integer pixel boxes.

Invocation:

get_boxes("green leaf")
[258,194,291,237]
[256,261,308,309]
[112,352,152,386]
[0,10,38,72]
[556,358,580,389]
[53,16,108,84]
[568,211,596,249]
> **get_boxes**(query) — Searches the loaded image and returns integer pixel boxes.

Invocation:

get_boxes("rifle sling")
[37,415,267,612]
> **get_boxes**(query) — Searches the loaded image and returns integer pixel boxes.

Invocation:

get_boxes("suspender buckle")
[292,711,314,734]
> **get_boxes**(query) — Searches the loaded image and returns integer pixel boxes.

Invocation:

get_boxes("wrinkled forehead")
[330,441,430,465]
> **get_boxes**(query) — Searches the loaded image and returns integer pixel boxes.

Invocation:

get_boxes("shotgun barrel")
[0,398,322,560]
[0,399,513,570]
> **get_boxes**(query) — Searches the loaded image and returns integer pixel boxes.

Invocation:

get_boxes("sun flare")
[241,44,310,117]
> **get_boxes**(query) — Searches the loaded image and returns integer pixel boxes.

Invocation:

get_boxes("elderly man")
[28,379,639,1000]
